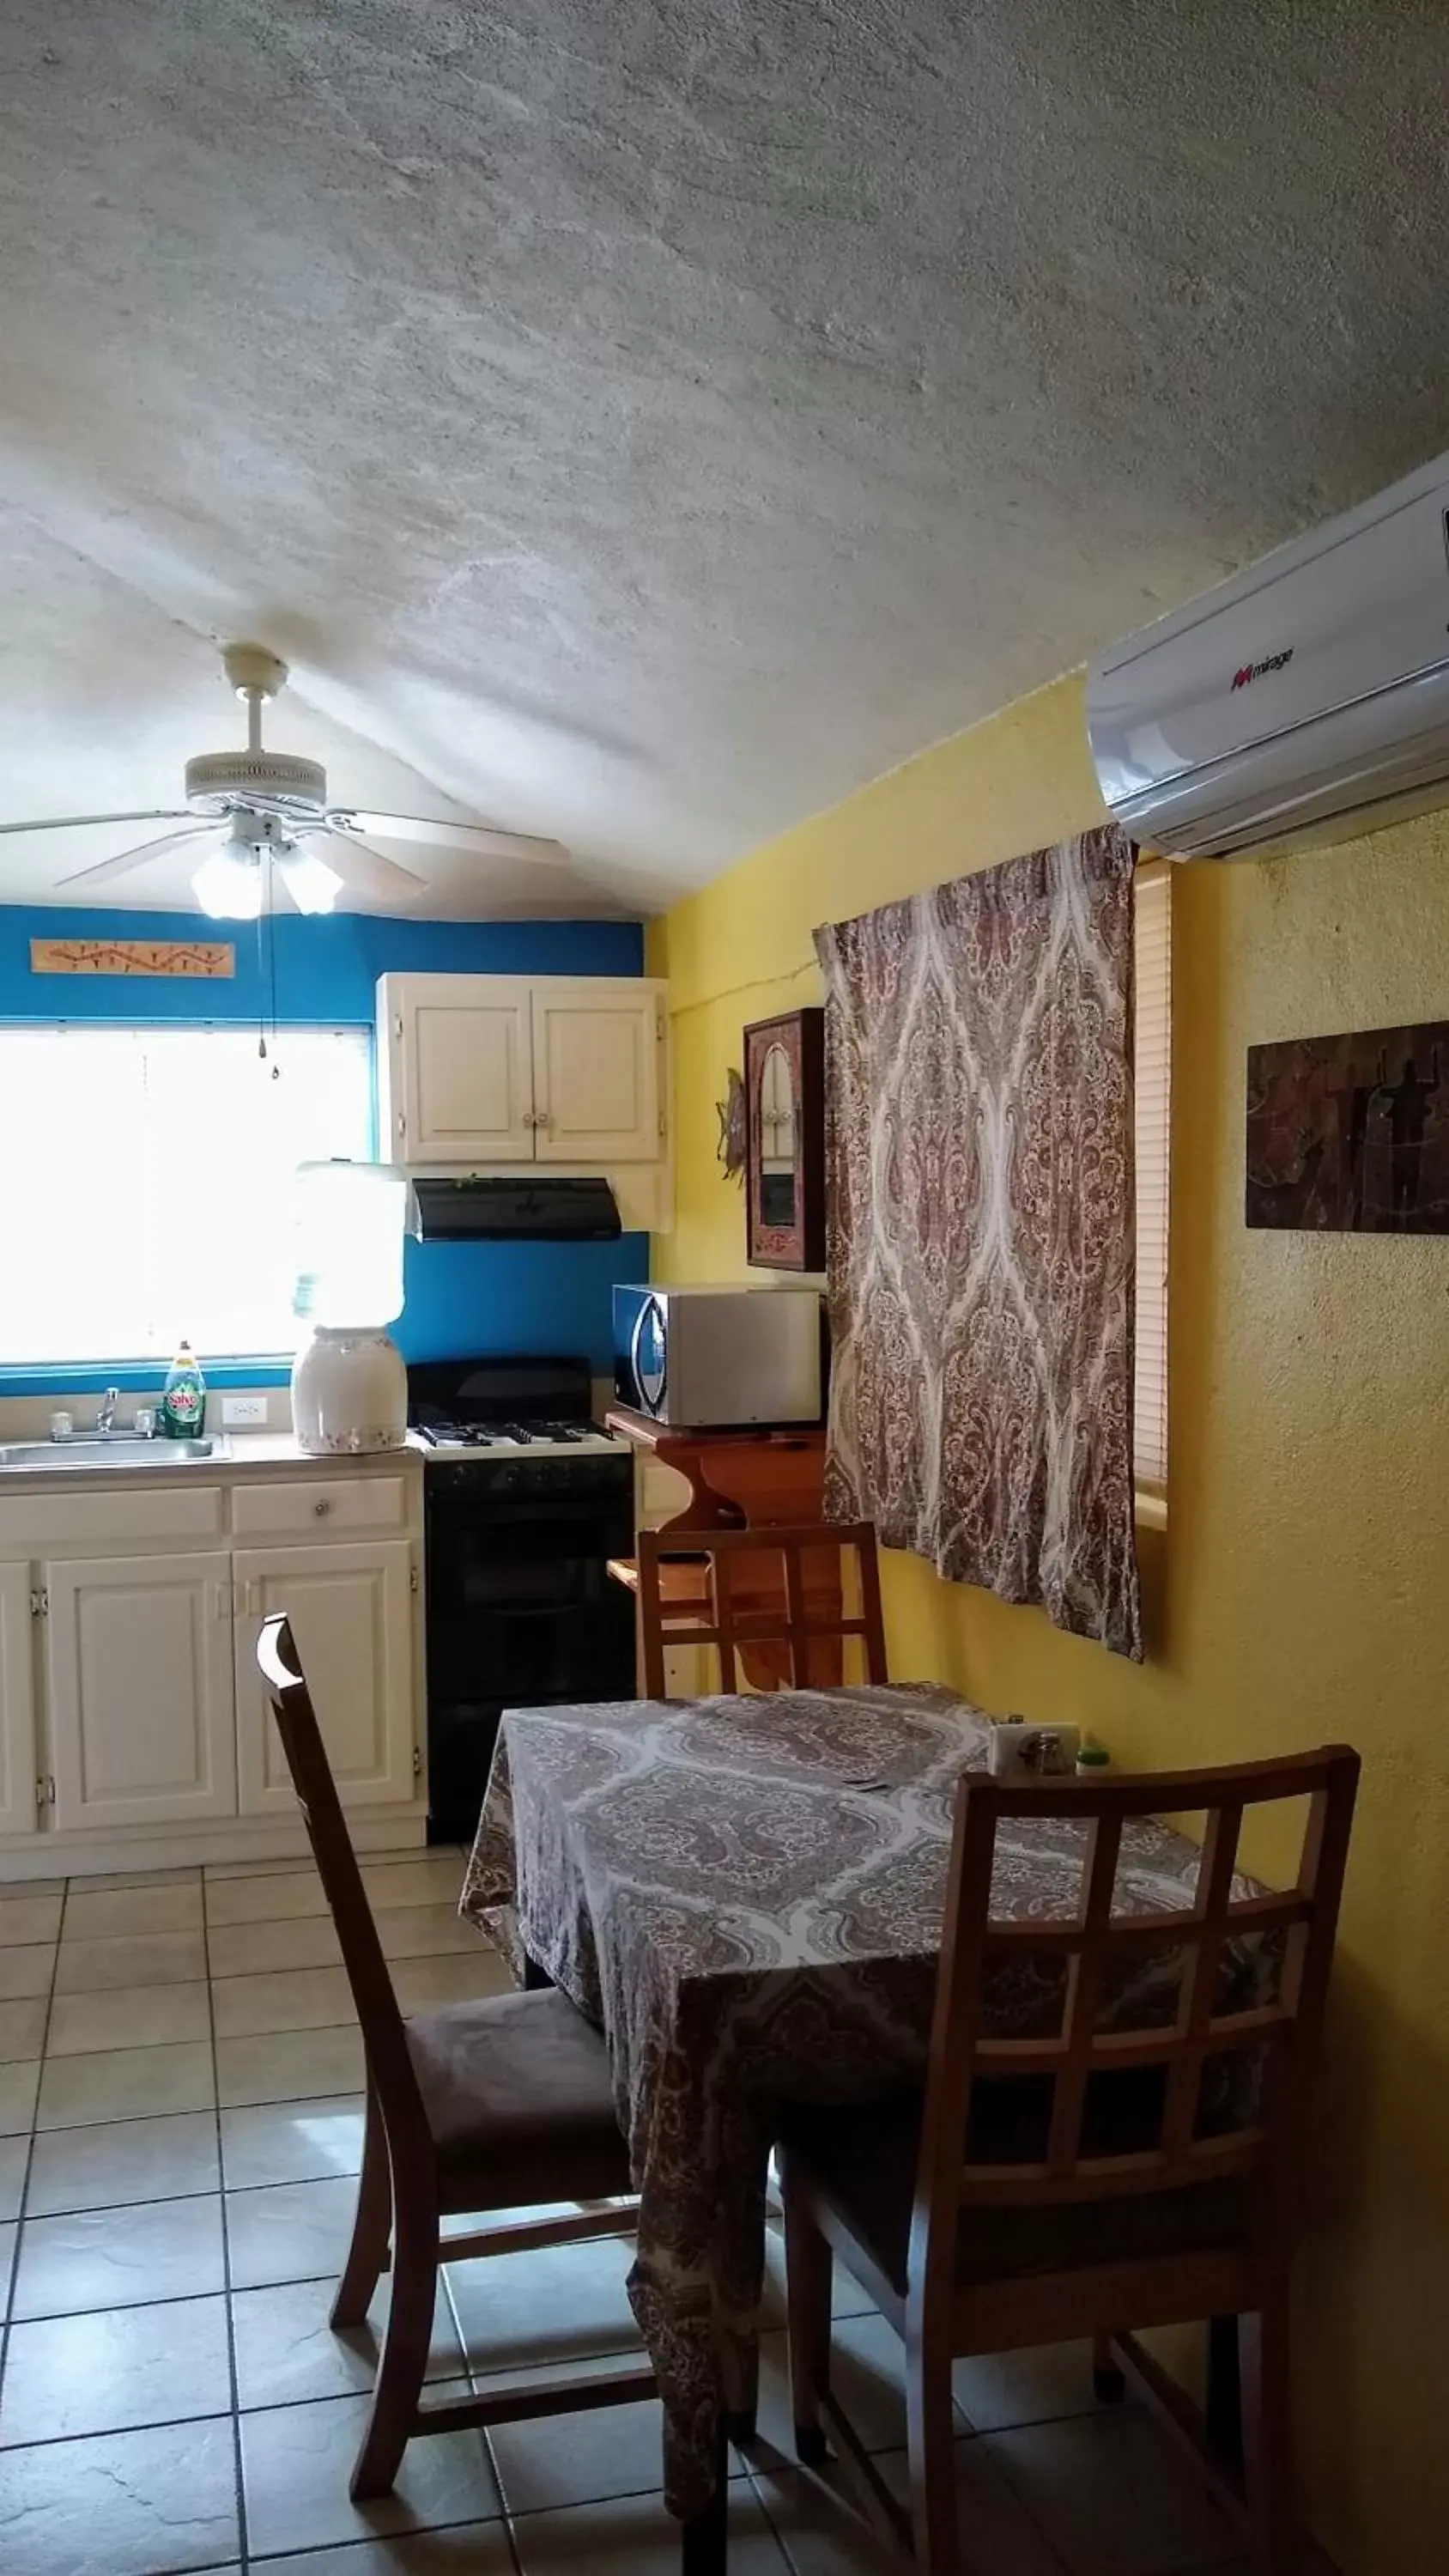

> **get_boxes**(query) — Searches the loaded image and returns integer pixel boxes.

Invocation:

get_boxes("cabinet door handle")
[313,1498,332,1517]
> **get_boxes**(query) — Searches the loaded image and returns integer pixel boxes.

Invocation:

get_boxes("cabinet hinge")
[28,1586,46,1619]
[656,1001,665,1042]
[658,1109,667,1138]
[393,1015,403,1041]
[412,1745,422,1778]
[409,1560,421,1595]
[34,1775,55,1808]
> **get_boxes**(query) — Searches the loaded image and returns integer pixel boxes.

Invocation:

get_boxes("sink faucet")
[96,1387,121,1436]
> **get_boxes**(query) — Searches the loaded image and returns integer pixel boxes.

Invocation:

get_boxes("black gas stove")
[415,1419,603,1449]
[408,1357,636,1841]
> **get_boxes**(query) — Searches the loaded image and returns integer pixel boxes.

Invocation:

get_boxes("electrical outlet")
[221,1394,269,1427]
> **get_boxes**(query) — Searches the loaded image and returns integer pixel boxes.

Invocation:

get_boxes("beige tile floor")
[0,1854,1272,2575]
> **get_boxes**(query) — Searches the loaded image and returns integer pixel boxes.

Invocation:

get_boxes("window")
[1133,864,1172,1494]
[0,1025,373,1366]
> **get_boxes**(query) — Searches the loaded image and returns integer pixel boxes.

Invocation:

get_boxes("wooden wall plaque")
[30,939,235,980]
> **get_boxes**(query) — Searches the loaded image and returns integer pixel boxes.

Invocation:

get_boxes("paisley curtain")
[814,823,1142,1660]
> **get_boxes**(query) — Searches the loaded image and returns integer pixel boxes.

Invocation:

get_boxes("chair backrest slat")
[911,1747,1360,2292]
[1046,1810,1123,2172]
[636,1522,888,1695]
[256,1613,429,2154]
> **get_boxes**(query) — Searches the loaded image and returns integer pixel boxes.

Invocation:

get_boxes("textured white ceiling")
[1,2,1446,917]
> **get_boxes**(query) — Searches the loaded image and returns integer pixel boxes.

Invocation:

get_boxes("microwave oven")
[613,1284,822,1428]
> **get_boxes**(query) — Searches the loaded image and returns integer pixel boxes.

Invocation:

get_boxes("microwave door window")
[633,1293,668,1414]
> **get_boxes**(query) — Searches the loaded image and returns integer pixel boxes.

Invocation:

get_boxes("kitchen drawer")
[0,1484,225,1552]
[230,1475,410,1540]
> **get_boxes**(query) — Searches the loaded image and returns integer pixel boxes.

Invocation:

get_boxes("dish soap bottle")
[159,1340,206,1440]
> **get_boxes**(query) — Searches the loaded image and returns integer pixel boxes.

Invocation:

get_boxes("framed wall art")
[1246,1018,1449,1232]
[744,1006,826,1270]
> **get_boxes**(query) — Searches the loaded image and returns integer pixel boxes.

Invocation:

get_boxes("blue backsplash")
[0,904,649,1386]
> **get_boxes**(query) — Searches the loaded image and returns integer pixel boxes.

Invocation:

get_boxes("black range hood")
[411,1175,622,1242]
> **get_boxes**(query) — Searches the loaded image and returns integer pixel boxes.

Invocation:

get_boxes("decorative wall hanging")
[30,937,235,978]
[715,1068,747,1182]
[815,823,1141,1660]
[1246,1018,1449,1231]
[745,1008,826,1269]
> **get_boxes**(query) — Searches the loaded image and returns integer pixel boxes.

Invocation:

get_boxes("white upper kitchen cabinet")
[531,981,663,1163]
[379,974,535,1163]
[233,1540,416,1814]
[45,1552,237,1832]
[377,973,668,1176]
[0,1561,39,1838]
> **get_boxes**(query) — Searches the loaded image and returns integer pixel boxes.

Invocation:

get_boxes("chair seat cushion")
[406,1985,634,2207]
[780,2077,1247,2297]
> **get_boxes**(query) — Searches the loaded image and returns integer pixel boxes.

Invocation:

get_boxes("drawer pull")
[313,1498,332,1517]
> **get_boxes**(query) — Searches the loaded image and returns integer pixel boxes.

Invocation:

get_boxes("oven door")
[424,1478,636,1709]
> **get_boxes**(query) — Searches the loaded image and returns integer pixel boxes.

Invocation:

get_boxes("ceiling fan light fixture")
[8,642,571,905]
[281,848,344,915]
[192,848,263,920]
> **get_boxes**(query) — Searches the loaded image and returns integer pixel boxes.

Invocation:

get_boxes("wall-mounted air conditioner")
[1087,449,1449,859]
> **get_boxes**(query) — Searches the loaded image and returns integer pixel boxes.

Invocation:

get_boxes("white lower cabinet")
[45,1551,238,1832]
[0,1469,423,1859]
[0,1563,39,1839]
[233,1540,416,1814]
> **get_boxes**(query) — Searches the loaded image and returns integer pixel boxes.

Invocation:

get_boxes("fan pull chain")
[254,850,280,1075]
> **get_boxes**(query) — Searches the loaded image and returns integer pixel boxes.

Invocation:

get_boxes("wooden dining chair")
[634,1520,888,1697]
[255,1613,653,2501]
[779,1747,1360,2574]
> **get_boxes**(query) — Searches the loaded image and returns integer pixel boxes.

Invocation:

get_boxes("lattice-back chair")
[634,1520,888,1698]
[779,1747,1360,2573]
[256,1613,652,2503]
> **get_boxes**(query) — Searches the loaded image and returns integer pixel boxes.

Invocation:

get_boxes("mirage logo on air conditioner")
[1230,648,1294,691]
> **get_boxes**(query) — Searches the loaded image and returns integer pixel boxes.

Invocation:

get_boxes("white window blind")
[1133,864,1172,1493]
[0,1025,373,1366]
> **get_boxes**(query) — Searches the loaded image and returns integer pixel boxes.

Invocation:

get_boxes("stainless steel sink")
[0,1436,229,1470]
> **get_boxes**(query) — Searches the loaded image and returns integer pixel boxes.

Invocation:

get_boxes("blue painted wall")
[1,905,648,1386]
[0,905,641,1024]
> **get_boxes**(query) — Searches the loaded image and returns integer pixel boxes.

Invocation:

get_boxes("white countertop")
[0,1430,425,1487]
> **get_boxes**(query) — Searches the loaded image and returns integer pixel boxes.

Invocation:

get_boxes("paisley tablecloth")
[458,1683,1239,2518]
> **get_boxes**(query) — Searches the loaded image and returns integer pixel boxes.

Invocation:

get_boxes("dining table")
[458,1680,1255,2563]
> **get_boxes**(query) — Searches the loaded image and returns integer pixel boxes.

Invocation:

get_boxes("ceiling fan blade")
[0,807,194,840]
[55,824,224,890]
[312,831,429,900]
[327,808,572,867]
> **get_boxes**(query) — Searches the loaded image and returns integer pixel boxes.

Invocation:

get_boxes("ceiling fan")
[0,642,571,917]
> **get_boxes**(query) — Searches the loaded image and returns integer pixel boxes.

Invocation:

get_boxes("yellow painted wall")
[649,672,1449,2576]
